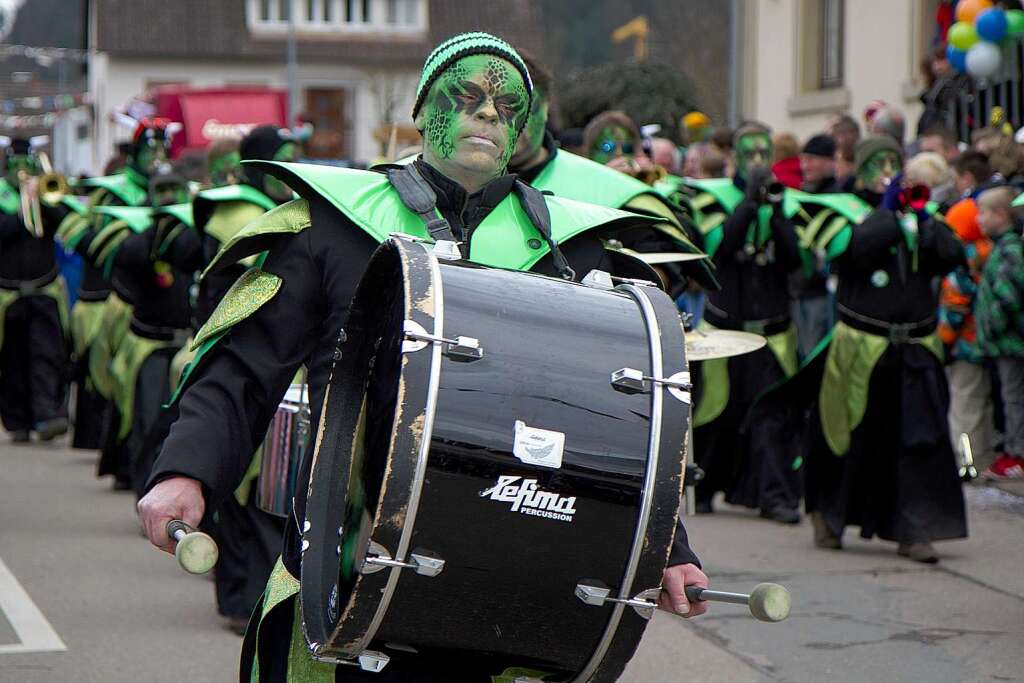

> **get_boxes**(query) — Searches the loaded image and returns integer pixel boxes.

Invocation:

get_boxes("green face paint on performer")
[511,90,549,167]
[209,150,241,188]
[858,149,902,194]
[5,154,38,187]
[588,125,636,165]
[735,132,772,181]
[264,142,299,202]
[418,54,529,181]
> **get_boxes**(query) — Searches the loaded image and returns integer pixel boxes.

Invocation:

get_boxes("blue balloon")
[947,44,968,72]
[976,8,1009,43]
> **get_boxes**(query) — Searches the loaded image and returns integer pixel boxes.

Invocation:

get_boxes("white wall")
[748,0,925,141]
[90,55,418,174]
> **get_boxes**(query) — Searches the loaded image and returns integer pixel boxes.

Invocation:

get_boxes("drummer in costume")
[157,128,296,634]
[57,118,170,452]
[139,33,709,681]
[507,53,717,294]
[802,137,968,563]
[683,123,804,523]
[0,136,77,442]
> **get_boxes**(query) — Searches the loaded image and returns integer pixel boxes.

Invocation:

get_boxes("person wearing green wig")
[138,33,708,680]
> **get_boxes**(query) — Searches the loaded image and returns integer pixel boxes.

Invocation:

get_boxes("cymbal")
[624,250,709,265]
[685,329,767,361]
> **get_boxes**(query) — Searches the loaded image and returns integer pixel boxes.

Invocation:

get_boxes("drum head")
[300,239,438,662]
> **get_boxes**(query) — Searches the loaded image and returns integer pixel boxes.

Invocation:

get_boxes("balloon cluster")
[946,1,1024,79]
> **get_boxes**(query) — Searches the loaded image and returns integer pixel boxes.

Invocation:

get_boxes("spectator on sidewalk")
[975,186,1024,478]
[939,197,996,473]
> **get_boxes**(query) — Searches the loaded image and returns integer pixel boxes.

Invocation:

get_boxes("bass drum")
[301,236,690,681]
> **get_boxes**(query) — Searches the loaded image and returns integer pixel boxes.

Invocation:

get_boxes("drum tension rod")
[575,581,661,620]
[361,541,446,577]
[310,648,391,672]
[610,367,692,395]
[402,320,483,362]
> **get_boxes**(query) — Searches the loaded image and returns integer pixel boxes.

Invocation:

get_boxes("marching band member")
[139,33,708,680]
[0,137,77,442]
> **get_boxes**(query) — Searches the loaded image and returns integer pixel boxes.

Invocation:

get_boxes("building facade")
[85,0,543,171]
[739,0,943,140]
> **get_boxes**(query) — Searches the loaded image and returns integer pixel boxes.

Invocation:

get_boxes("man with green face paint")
[0,136,81,443]
[681,122,804,524]
[508,54,716,296]
[797,136,968,563]
[138,32,708,681]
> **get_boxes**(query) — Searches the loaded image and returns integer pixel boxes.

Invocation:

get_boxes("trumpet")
[18,152,68,238]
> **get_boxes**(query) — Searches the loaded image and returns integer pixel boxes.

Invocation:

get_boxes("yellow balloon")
[956,0,994,24]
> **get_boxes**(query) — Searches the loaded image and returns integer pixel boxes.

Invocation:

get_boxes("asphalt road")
[1,435,1022,682]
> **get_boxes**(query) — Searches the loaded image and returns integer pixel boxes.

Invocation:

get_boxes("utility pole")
[728,0,741,127]
[287,1,298,131]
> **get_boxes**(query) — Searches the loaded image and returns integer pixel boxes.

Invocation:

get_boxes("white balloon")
[966,41,1002,79]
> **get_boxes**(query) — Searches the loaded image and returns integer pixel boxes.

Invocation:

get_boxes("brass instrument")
[18,152,68,238]
[635,163,668,186]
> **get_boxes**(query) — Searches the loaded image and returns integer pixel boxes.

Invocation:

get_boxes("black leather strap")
[386,165,458,244]
[513,181,575,280]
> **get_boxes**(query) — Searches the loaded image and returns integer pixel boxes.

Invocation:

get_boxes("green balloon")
[948,21,979,50]
[1006,9,1024,36]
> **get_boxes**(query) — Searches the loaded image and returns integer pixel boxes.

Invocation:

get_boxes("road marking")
[0,557,65,654]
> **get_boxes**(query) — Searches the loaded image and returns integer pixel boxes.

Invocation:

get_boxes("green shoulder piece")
[202,198,313,278]
[784,190,871,224]
[60,194,88,216]
[0,178,19,215]
[683,178,744,214]
[654,174,685,198]
[203,201,273,246]
[78,173,148,207]
[530,150,664,217]
[91,205,154,234]
[154,202,194,229]
[470,194,664,272]
[1013,191,1024,207]
[243,160,669,274]
[192,268,283,350]
[193,184,276,233]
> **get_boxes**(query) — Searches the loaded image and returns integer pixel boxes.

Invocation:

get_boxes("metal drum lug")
[575,581,661,620]
[403,319,483,362]
[311,649,391,672]
[581,269,615,290]
[611,367,691,401]
[432,239,462,260]
[362,542,445,577]
[387,232,430,244]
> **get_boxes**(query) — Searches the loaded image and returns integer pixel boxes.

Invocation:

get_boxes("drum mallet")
[166,520,219,575]
[685,583,791,622]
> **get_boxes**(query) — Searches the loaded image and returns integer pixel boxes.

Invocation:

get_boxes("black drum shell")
[301,239,689,680]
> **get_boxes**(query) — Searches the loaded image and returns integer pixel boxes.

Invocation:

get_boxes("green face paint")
[858,150,902,192]
[514,92,548,161]
[132,138,171,178]
[589,125,636,165]
[264,142,298,201]
[735,133,772,180]
[209,150,241,187]
[421,54,529,173]
[5,154,38,187]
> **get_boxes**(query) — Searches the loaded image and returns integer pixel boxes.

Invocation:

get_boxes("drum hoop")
[573,283,665,683]
[349,239,445,655]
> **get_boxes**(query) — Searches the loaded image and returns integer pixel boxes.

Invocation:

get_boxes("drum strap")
[512,181,575,280]
[385,165,460,245]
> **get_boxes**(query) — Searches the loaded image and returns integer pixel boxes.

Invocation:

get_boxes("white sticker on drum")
[513,420,565,469]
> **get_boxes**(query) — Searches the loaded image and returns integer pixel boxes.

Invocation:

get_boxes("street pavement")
[1,435,1022,682]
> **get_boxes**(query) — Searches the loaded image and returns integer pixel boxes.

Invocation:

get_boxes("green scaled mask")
[735,132,772,181]
[420,54,529,172]
[5,154,40,187]
[209,150,241,188]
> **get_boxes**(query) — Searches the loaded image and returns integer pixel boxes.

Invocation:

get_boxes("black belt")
[838,304,935,343]
[77,288,111,303]
[130,317,190,343]
[704,303,791,337]
[0,267,59,294]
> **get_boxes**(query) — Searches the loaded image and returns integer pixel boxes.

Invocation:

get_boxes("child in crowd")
[975,186,1024,478]
[939,197,995,472]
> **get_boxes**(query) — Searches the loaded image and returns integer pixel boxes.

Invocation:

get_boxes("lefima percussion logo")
[480,475,577,522]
